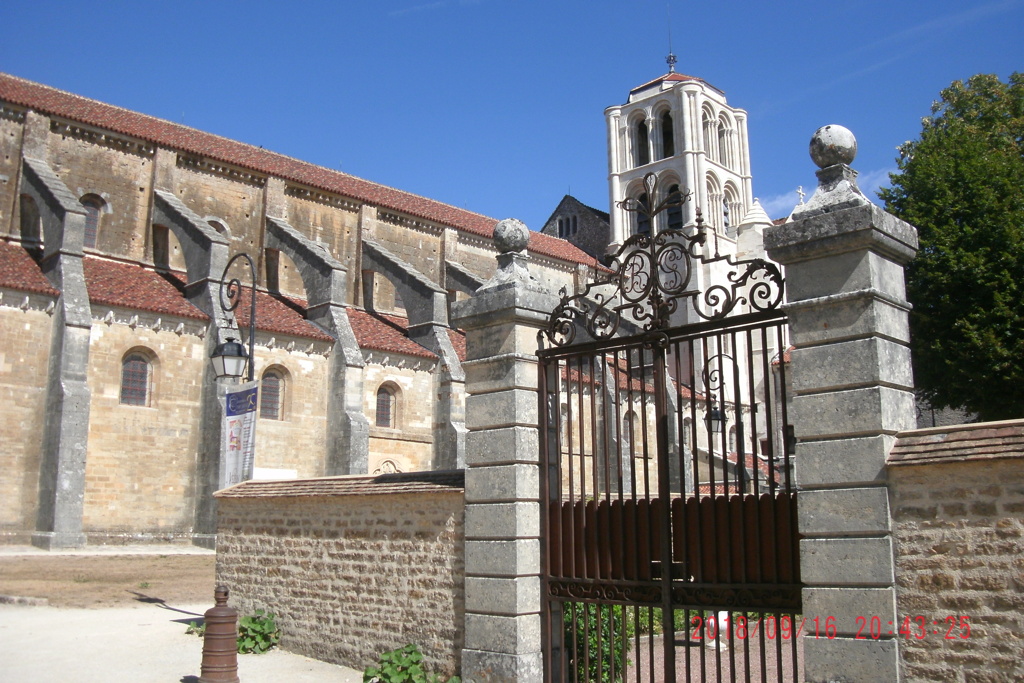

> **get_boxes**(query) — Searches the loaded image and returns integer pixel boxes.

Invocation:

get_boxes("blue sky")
[3,1,1021,228]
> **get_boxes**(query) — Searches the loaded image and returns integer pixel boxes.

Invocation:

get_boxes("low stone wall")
[214,471,465,677]
[888,420,1024,682]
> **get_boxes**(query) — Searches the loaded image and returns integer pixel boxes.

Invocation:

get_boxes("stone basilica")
[0,67,775,548]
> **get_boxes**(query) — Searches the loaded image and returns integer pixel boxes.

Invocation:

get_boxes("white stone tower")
[604,60,754,254]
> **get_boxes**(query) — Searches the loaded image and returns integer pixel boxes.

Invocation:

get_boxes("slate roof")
[84,258,207,320]
[214,470,465,498]
[0,239,58,296]
[888,419,1024,466]
[346,308,438,360]
[0,73,594,267]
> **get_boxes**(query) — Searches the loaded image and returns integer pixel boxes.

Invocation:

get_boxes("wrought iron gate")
[538,175,800,682]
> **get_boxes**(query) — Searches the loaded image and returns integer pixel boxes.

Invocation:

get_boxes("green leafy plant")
[185,620,206,638]
[363,643,460,683]
[138,581,151,589]
[237,609,280,654]
[563,602,634,683]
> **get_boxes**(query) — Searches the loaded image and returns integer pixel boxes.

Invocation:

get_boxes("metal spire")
[666,2,676,72]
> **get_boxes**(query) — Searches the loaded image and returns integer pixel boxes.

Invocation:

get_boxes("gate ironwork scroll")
[538,173,799,682]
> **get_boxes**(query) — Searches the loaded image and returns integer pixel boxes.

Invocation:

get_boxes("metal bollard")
[198,585,239,683]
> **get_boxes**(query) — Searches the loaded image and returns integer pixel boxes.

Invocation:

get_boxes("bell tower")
[604,58,754,254]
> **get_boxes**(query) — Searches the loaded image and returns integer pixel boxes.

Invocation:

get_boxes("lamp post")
[705,400,728,492]
[210,253,258,382]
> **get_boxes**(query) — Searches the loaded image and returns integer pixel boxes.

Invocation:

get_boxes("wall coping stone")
[888,418,1024,467]
[214,470,464,498]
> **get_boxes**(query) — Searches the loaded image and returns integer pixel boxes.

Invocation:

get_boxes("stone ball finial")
[493,218,529,254]
[810,125,857,169]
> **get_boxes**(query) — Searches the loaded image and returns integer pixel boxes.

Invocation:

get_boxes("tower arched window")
[120,352,152,406]
[666,184,684,231]
[718,117,733,169]
[260,368,285,420]
[81,195,104,249]
[636,193,651,235]
[376,384,398,428]
[660,111,675,158]
[634,120,650,167]
[702,110,717,162]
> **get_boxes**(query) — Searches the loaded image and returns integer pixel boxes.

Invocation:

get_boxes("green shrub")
[563,602,634,683]
[363,643,460,683]
[237,609,280,654]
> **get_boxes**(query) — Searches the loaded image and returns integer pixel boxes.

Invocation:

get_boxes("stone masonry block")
[799,486,891,537]
[791,386,916,440]
[785,293,911,346]
[784,249,908,304]
[465,502,540,540]
[802,537,894,587]
[796,435,895,488]
[465,539,540,578]
[464,463,539,503]
[463,354,539,394]
[463,613,542,654]
[466,389,539,431]
[802,635,900,683]
[803,587,896,637]
[464,576,541,616]
[460,648,543,683]
[791,337,913,394]
[466,426,539,467]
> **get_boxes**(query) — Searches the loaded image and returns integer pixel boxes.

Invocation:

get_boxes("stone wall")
[214,472,465,677]
[888,420,1024,682]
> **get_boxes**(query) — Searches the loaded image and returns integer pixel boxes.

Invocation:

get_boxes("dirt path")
[0,553,216,608]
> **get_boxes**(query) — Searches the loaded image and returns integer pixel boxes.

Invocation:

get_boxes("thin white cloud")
[758,191,801,221]
[756,166,896,220]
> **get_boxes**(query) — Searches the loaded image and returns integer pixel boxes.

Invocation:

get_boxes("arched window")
[376,384,398,428]
[260,369,285,420]
[622,411,642,458]
[706,174,724,233]
[718,115,733,169]
[120,352,152,406]
[634,120,650,167]
[81,195,104,249]
[636,193,651,235]
[660,111,675,158]
[666,184,684,231]
[702,109,717,162]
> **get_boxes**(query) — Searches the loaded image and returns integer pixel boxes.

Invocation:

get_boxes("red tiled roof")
[447,328,467,363]
[84,258,207,320]
[228,285,333,342]
[215,470,464,498]
[0,239,59,296]
[0,73,595,267]
[629,72,717,97]
[346,308,437,360]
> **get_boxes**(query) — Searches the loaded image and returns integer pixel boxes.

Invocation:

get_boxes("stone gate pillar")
[764,126,918,682]
[451,219,559,682]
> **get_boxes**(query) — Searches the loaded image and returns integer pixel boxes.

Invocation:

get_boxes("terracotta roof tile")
[0,73,596,266]
[0,239,59,296]
[84,258,207,320]
[215,470,464,498]
[346,308,437,360]
[448,328,467,363]
[888,419,1024,466]
[228,285,334,342]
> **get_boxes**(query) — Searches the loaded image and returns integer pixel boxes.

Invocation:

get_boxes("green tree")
[880,73,1024,421]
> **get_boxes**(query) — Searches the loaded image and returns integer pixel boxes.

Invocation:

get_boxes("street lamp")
[706,402,727,434]
[211,253,258,382]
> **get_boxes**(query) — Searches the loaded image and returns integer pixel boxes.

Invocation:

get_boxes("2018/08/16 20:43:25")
[686,614,972,641]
